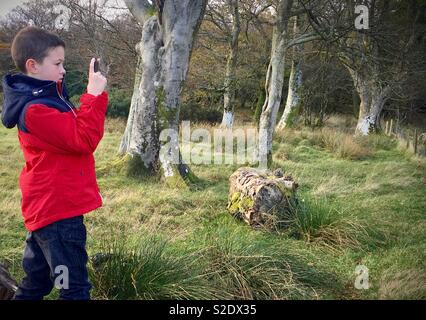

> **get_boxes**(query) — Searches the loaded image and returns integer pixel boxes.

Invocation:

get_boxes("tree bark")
[276,16,302,131]
[220,0,241,128]
[258,0,294,166]
[120,0,207,184]
[228,167,298,228]
[348,68,391,135]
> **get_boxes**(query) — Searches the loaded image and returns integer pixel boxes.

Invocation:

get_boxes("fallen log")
[227,167,298,228]
[0,263,18,300]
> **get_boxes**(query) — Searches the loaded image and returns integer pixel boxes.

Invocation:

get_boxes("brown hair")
[11,27,65,73]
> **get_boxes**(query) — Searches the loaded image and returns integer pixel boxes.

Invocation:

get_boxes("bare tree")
[220,0,241,128]
[258,0,294,166]
[119,0,207,184]
[302,0,424,135]
[276,15,303,130]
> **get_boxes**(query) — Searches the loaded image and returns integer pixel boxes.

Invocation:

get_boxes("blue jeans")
[14,215,92,300]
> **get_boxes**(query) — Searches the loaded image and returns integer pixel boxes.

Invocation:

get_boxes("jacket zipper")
[56,84,77,118]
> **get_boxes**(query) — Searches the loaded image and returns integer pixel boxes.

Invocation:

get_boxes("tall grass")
[186,216,328,299]
[89,235,215,300]
[313,129,372,160]
[89,215,341,300]
[282,196,369,252]
[277,127,373,160]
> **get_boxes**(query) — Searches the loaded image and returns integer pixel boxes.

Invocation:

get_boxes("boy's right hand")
[87,58,107,96]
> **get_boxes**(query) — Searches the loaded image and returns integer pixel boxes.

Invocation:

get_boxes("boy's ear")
[25,59,39,74]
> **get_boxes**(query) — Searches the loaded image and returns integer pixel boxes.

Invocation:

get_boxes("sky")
[0,0,128,20]
[0,0,27,19]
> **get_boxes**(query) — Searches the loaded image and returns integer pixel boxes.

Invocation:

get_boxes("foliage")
[106,88,131,118]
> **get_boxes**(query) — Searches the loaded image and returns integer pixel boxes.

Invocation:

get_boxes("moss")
[275,181,295,199]
[97,153,161,181]
[286,103,301,128]
[156,87,178,131]
[125,153,157,179]
[267,152,273,169]
[162,163,200,189]
[227,192,254,214]
[147,5,157,17]
[240,196,254,210]
[228,192,241,214]
[253,89,266,123]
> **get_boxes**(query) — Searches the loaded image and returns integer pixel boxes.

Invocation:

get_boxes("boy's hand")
[87,58,107,96]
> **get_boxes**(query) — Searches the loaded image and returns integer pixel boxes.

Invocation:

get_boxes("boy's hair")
[11,27,65,73]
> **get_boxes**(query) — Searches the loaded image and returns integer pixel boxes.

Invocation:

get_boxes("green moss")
[156,87,178,131]
[253,89,266,123]
[125,153,157,178]
[162,163,200,189]
[240,196,254,210]
[286,103,301,128]
[275,181,295,199]
[228,192,254,214]
[97,153,161,181]
[147,5,157,17]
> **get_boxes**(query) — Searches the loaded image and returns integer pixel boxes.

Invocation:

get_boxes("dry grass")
[379,268,426,300]
[315,128,372,160]
[277,127,372,160]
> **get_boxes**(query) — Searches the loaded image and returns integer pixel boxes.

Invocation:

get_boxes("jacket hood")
[1,73,71,129]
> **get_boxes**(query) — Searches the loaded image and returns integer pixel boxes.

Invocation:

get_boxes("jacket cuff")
[80,91,108,112]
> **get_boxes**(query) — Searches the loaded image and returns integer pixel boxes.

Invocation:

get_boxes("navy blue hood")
[1,73,72,129]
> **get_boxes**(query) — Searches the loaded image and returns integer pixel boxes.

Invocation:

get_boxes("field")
[1,116,425,300]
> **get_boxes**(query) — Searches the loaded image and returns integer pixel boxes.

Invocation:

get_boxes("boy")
[1,26,107,300]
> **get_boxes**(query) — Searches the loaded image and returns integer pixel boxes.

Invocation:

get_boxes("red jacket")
[1,73,108,231]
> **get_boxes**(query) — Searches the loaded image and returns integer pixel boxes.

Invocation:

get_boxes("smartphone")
[94,58,99,73]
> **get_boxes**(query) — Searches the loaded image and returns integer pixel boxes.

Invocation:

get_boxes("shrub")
[107,89,132,118]
[180,100,222,123]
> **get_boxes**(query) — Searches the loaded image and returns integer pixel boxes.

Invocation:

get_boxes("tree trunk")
[276,17,302,131]
[220,0,241,128]
[258,0,293,166]
[349,68,390,135]
[228,167,298,229]
[120,0,207,184]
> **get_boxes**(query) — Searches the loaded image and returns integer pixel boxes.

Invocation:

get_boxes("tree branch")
[286,32,320,49]
[123,0,153,25]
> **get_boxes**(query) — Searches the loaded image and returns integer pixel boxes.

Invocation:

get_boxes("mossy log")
[0,263,17,300]
[227,167,298,227]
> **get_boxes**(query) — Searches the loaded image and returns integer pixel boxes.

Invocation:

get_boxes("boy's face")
[26,46,66,82]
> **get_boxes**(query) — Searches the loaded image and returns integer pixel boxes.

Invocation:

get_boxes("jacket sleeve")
[24,92,108,155]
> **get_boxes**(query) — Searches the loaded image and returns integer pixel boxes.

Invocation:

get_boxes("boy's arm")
[24,92,108,155]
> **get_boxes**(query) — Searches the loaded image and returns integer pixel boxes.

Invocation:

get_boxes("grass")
[0,116,425,300]
[282,196,370,252]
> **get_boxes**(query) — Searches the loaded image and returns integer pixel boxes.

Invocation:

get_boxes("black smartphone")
[94,58,99,73]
